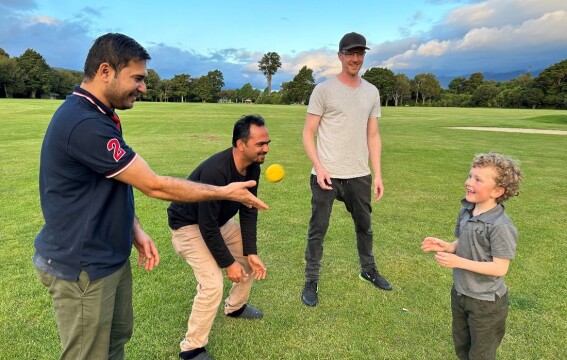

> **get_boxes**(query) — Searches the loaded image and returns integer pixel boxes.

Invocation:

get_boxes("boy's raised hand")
[421,237,449,253]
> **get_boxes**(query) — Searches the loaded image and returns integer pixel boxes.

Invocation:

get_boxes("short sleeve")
[68,117,136,177]
[488,223,518,259]
[307,84,325,116]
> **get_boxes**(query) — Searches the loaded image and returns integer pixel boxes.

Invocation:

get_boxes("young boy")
[421,152,523,360]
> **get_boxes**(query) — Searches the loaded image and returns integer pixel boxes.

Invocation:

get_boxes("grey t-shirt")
[453,200,518,301]
[307,76,381,179]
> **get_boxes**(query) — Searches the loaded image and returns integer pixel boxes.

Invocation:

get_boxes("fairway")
[1,99,566,359]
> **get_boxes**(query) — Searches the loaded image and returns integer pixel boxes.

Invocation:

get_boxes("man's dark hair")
[83,33,151,80]
[232,115,265,147]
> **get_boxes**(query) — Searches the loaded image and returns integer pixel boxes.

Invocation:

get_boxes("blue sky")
[1,0,566,89]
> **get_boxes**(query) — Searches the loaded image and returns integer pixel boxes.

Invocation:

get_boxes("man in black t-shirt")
[168,115,270,360]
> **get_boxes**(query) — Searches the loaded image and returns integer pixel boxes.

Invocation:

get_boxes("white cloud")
[2,0,566,90]
[28,15,59,26]
[446,0,566,29]
[372,1,567,78]
[417,40,451,56]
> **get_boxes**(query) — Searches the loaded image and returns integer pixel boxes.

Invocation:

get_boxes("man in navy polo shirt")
[34,33,268,360]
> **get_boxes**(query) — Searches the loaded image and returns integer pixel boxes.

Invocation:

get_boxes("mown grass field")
[1,99,566,359]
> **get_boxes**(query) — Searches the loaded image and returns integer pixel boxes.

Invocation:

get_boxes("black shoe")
[359,269,392,291]
[226,304,263,319]
[302,280,318,306]
[179,347,213,360]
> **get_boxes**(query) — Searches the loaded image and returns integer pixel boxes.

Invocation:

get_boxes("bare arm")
[114,155,268,210]
[302,113,332,190]
[422,237,510,277]
[434,253,511,277]
[367,117,383,201]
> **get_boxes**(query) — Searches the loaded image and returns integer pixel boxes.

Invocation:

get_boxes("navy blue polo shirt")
[34,86,137,281]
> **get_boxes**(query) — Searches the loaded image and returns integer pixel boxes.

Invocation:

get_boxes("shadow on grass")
[509,293,540,311]
[528,115,567,125]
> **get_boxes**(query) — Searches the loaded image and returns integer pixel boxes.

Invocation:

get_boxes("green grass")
[1,99,566,359]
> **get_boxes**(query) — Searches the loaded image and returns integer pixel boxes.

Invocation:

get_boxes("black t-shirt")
[34,86,137,281]
[167,148,260,268]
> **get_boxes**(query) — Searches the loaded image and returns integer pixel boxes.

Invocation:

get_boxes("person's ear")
[98,63,115,83]
[492,186,505,199]
[236,139,245,151]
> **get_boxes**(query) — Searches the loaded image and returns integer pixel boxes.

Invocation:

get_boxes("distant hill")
[437,69,542,88]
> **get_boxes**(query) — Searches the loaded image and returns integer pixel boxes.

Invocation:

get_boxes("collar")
[461,199,505,224]
[72,86,121,131]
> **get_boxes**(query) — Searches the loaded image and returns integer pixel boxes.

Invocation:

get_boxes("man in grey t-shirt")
[301,32,392,307]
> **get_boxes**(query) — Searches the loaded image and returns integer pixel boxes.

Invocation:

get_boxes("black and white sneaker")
[359,269,392,291]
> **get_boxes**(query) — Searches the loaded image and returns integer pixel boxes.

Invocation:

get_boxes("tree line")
[1,47,566,109]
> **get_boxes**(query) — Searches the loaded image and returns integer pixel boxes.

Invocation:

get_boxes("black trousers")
[451,286,509,360]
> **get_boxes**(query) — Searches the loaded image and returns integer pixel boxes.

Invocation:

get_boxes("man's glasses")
[341,50,366,58]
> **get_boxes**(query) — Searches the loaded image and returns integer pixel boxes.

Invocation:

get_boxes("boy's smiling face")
[465,166,505,211]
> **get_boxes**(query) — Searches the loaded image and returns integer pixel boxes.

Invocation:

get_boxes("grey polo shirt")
[453,199,518,301]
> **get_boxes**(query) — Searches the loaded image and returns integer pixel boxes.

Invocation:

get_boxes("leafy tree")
[508,73,533,88]
[534,59,567,109]
[421,73,442,104]
[496,73,543,109]
[412,74,425,104]
[169,74,191,102]
[256,90,273,104]
[0,50,17,98]
[191,76,214,102]
[218,89,237,103]
[268,91,282,104]
[237,83,260,103]
[50,69,82,99]
[412,73,441,105]
[472,83,500,107]
[362,67,394,105]
[437,92,472,107]
[143,69,161,102]
[522,87,545,109]
[159,79,172,102]
[258,52,281,95]
[392,74,411,106]
[448,76,467,94]
[281,66,315,104]
[279,81,293,104]
[206,70,224,102]
[498,87,523,108]
[16,49,52,98]
[464,72,484,94]
[257,89,284,104]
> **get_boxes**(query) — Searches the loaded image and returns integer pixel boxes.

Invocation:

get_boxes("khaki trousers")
[35,261,133,360]
[171,219,254,351]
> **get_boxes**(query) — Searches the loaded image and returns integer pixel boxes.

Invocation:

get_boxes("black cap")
[339,32,370,51]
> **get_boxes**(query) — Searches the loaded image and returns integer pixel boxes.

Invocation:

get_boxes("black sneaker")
[226,304,263,319]
[302,280,318,306]
[359,269,392,291]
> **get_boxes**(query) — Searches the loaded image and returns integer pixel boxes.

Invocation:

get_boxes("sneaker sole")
[301,295,318,307]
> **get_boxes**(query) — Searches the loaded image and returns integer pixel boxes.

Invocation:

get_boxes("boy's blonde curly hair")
[472,152,523,203]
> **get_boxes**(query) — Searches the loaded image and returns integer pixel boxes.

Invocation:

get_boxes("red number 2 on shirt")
[107,138,126,162]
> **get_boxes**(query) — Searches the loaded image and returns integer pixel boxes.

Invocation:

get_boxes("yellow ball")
[266,164,285,183]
